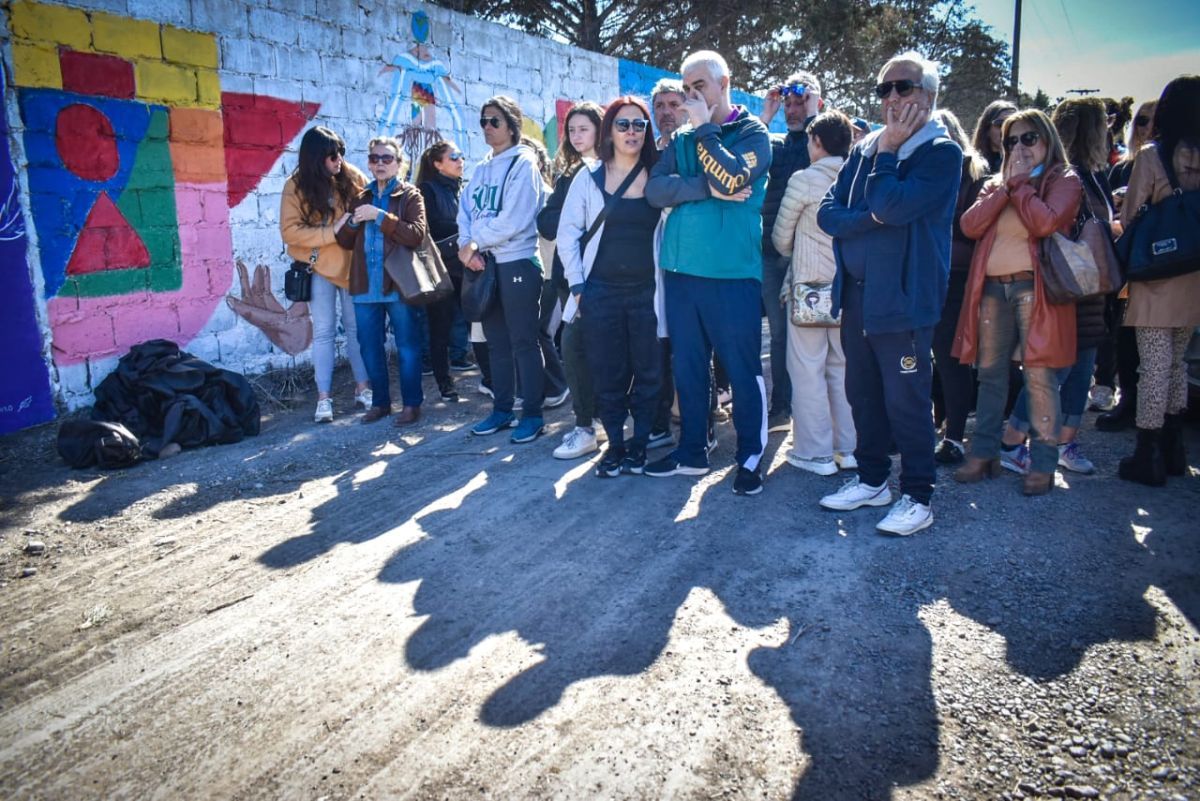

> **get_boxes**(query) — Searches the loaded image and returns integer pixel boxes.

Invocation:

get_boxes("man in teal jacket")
[645,50,773,496]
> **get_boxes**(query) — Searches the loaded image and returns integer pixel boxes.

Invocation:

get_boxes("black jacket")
[951,156,990,272]
[537,164,585,289]
[1075,170,1115,349]
[419,173,464,276]
[761,125,813,258]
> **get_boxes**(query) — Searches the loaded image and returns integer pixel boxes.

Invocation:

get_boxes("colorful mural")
[379,9,466,161]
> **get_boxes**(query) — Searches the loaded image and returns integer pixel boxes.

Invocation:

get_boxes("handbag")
[460,157,519,322]
[1039,173,1122,304]
[1116,145,1200,282]
[284,248,317,302]
[393,231,454,306]
[789,281,840,327]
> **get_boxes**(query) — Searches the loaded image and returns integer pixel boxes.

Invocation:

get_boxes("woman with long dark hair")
[1118,75,1200,485]
[280,126,370,422]
[952,110,1082,496]
[557,96,663,476]
[971,100,1019,174]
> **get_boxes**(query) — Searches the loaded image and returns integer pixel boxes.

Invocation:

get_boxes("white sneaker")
[876,494,933,536]
[546,388,571,409]
[314,398,333,423]
[834,452,858,471]
[553,426,598,460]
[354,388,373,409]
[785,453,838,476]
[819,477,891,511]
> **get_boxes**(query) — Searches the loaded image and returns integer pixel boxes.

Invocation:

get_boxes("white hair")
[877,50,940,105]
[680,50,730,83]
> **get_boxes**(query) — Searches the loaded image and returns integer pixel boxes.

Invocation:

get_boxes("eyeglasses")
[613,118,650,133]
[990,115,1012,128]
[1003,131,1042,151]
[479,116,503,129]
[1134,115,1151,127]
[447,151,464,161]
[367,153,396,164]
[874,79,918,99]
[779,84,809,98]
[326,146,345,161]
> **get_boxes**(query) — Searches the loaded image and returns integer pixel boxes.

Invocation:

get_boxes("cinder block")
[10,42,62,89]
[60,50,137,98]
[171,141,227,183]
[8,1,92,50]
[51,313,116,362]
[218,72,256,96]
[93,13,163,59]
[191,0,248,34]
[169,106,223,145]
[274,47,323,82]
[295,17,338,54]
[251,76,303,104]
[220,38,275,76]
[319,55,366,87]
[126,0,190,27]
[196,69,221,108]
[247,8,296,45]
[136,60,198,106]
[113,304,181,348]
[161,26,219,69]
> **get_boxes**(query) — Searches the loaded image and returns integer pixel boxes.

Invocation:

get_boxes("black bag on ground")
[57,420,142,469]
[1116,146,1200,282]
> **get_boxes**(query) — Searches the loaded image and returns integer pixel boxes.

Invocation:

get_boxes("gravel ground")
[0,362,1197,800]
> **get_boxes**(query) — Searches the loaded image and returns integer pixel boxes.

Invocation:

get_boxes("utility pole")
[1011,0,1022,99]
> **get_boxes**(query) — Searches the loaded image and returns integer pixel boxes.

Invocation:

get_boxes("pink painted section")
[48,181,233,365]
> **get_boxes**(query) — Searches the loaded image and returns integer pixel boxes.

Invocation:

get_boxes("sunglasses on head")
[779,84,809,98]
[613,118,650,133]
[1135,115,1151,127]
[874,79,917,99]
[1003,131,1041,151]
[990,115,1012,128]
[479,116,503,129]
[367,153,396,164]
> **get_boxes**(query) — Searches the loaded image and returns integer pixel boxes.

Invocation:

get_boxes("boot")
[953,456,1002,483]
[1022,471,1054,496]
[1162,413,1188,476]
[1118,428,1167,487]
[1096,398,1136,432]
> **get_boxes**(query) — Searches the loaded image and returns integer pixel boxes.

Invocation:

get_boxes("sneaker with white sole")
[834,452,858,471]
[876,494,933,536]
[545,388,571,409]
[819,477,891,511]
[553,426,599,460]
[1000,443,1030,475]
[314,398,333,423]
[732,466,763,495]
[644,456,710,477]
[478,381,494,399]
[785,453,838,476]
[354,389,373,409]
[1057,441,1096,474]
[647,429,673,450]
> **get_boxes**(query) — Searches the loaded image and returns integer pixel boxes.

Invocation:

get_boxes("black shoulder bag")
[461,157,518,322]
[1116,145,1200,282]
[284,248,318,302]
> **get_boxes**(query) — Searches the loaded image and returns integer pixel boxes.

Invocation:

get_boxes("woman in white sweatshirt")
[772,111,857,475]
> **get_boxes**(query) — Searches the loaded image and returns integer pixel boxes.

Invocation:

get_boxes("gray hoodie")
[456,143,545,266]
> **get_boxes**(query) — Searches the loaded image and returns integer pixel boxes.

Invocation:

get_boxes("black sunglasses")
[367,153,396,164]
[326,145,346,160]
[613,118,650,133]
[874,79,917,99]
[447,151,464,161]
[479,116,503,129]
[1003,131,1041,151]
[1134,115,1151,127]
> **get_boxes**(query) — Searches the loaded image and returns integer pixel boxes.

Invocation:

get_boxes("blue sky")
[968,0,1200,103]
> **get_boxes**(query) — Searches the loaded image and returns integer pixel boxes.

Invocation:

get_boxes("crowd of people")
[279,50,1200,536]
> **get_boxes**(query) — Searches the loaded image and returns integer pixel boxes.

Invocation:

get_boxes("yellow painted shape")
[136,60,198,106]
[11,42,63,89]
[161,26,218,69]
[195,69,222,108]
[9,1,91,50]
[521,117,545,144]
[93,12,161,59]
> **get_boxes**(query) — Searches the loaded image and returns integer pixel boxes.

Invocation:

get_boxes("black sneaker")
[421,359,434,377]
[439,381,460,403]
[620,450,647,475]
[450,357,475,372]
[934,438,965,465]
[733,466,763,496]
[647,429,674,450]
[644,456,710,477]
[596,448,624,478]
[767,409,791,433]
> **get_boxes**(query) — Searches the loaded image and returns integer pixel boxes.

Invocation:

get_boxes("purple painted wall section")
[0,76,56,434]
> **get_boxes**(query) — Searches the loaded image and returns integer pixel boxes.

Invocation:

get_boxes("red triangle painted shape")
[222,92,320,208]
[66,192,151,275]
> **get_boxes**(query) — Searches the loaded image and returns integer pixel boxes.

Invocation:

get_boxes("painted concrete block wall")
[2,0,770,430]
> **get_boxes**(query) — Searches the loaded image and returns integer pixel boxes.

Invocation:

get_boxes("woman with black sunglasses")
[952,110,1082,496]
[557,96,663,476]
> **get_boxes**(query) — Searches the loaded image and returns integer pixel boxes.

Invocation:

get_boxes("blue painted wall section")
[0,77,56,433]
[617,59,786,137]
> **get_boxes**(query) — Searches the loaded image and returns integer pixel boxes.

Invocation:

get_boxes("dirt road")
[2,373,1197,800]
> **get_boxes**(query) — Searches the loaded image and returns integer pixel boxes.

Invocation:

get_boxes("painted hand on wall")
[225,261,312,356]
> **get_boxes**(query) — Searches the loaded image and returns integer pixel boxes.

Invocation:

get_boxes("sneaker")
[592,420,608,443]
[767,409,791,433]
[314,398,333,423]
[545,388,571,409]
[819,477,891,511]
[620,450,647,475]
[421,361,434,377]
[553,426,598,460]
[706,429,719,455]
[1000,443,1030,475]
[595,448,624,478]
[876,494,933,537]
[934,438,966,465]
[834,452,858,471]
[732,466,763,496]
[785,453,838,476]
[471,411,516,436]
[478,381,494,399]
[354,388,373,409]
[450,357,476,372]
[511,416,544,444]
[1087,385,1115,412]
[513,397,524,412]
[647,429,674,450]
[438,381,460,403]
[1057,441,1096,475]
[644,456,710,477]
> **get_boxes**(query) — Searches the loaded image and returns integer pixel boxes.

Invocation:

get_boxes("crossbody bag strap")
[494,155,520,214]
[580,163,644,250]
[1156,143,1183,194]
[306,247,318,272]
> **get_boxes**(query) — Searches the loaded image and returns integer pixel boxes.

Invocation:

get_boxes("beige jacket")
[1122,142,1200,328]
[279,171,364,289]
[772,156,843,298]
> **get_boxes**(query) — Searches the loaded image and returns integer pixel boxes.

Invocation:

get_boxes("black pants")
[426,272,463,386]
[536,277,569,397]
[482,258,545,417]
[931,271,974,442]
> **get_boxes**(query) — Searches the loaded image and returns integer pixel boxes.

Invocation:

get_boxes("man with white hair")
[816,51,961,535]
[644,50,773,496]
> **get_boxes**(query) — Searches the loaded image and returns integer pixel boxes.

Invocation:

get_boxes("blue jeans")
[969,280,1059,473]
[761,254,791,413]
[354,298,424,409]
[1009,346,1097,432]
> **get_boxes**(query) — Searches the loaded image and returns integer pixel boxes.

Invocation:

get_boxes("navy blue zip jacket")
[818,118,961,334]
